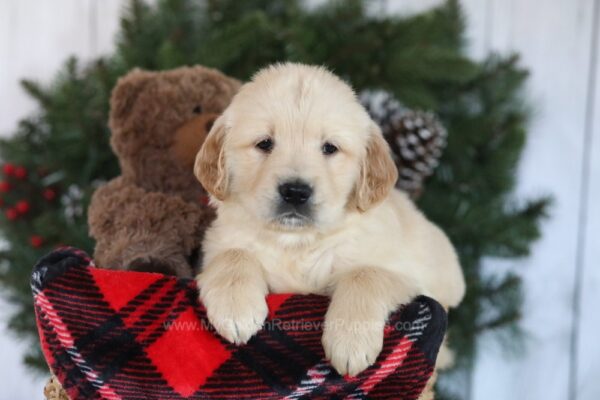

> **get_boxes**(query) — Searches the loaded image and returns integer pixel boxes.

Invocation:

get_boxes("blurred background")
[0,0,598,399]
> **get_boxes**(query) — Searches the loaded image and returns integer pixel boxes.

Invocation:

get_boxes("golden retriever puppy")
[194,63,465,377]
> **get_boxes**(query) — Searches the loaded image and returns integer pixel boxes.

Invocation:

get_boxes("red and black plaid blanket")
[32,248,447,399]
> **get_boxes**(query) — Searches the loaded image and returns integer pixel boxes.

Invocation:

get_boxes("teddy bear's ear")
[225,76,243,96]
[194,116,229,201]
[110,69,154,125]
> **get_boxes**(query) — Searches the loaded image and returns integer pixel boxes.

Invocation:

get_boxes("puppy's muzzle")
[274,180,314,227]
[278,181,313,205]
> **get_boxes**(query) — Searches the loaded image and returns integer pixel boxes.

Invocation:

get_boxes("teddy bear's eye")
[192,105,203,114]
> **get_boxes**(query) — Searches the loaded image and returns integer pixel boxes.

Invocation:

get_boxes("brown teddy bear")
[88,66,240,278]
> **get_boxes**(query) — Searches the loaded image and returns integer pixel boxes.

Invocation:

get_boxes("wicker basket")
[44,375,69,400]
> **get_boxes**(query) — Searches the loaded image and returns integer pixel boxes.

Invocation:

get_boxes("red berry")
[2,163,15,176]
[16,200,30,214]
[0,181,10,193]
[43,188,57,201]
[30,235,44,248]
[5,208,18,220]
[13,166,27,179]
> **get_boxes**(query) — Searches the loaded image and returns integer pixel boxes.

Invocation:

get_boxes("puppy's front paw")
[202,286,268,345]
[322,315,384,377]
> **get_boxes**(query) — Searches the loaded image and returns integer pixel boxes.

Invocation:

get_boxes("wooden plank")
[577,100,600,400]
[576,0,600,397]
[0,1,10,136]
[470,0,595,399]
[95,0,128,57]
[385,0,445,17]
[487,0,513,53]
[0,0,96,134]
[460,0,490,59]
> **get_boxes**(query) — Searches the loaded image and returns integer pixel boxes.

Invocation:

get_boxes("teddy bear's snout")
[171,113,220,167]
[205,116,216,132]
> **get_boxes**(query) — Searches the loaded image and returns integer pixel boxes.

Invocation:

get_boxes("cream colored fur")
[194,63,465,379]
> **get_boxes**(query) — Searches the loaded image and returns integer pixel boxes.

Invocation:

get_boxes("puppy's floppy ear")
[194,116,229,200]
[353,124,398,212]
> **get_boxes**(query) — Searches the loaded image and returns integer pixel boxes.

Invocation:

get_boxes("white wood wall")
[454,0,600,399]
[0,0,123,134]
[1,0,599,399]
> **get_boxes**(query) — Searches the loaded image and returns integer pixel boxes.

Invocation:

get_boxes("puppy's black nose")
[278,181,313,205]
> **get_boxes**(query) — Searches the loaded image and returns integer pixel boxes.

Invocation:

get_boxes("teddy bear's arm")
[88,177,213,277]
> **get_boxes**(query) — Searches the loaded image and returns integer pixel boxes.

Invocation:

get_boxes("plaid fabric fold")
[32,248,446,400]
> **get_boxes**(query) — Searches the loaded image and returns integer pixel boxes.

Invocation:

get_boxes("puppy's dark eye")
[192,105,203,114]
[322,142,338,155]
[256,138,274,153]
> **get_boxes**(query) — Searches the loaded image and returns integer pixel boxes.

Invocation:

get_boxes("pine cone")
[361,91,447,198]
